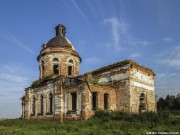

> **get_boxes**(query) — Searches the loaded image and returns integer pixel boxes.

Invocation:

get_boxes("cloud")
[0,31,35,55]
[161,59,180,68]
[129,53,141,58]
[131,40,152,46]
[163,37,173,43]
[70,0,88,21]
[84,57,104,64]
[156,44,180,69]
[7,33,35,55]
[103,17,128,52]
[0,63,36,118]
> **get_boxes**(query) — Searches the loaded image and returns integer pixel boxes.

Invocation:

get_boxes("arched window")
[41,61,45,78]
[139,93,146,112]
[104,93,109,110]
[69,59,73,63]
[68,59,73,76]
[53,58,59,75]
[53,58,59,61]
[49,93,53,113]
[40,95,43,114]
[31,97,35,115]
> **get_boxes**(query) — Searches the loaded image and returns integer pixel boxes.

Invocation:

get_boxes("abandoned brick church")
[21,24,156,121]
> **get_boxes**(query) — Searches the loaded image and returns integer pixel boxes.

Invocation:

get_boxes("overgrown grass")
[0,111,179,135]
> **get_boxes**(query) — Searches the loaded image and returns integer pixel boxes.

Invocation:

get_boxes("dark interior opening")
[68,66,72,76]
[92,92,98,110]
[71,93,77,111]
[139,93,146,112]
[32,97,35,115]
[53,64,59,74]
[104,93,109,110]
[41,95,43,114]
[49,93,53,113]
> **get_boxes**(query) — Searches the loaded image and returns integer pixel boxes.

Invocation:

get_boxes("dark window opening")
[92,92,98,110]
[53,58,59,61]
[32,97,35,115]
[41,95,43,114]
[104,93,109,110]
[71,93,77,111]
[53,65,59,74]
[69,59,73,63]
[139,93,146,112]
[41,61,44,78]
[49,93,53,113]
[42,65,44,77]
[68,66,72,76]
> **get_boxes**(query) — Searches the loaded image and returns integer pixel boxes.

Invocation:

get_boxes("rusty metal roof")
[46,35,72,47]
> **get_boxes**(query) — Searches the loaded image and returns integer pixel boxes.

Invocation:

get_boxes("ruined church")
[21,24,156,121]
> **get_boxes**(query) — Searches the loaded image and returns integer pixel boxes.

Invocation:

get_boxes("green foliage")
[0,111,179,135]
[92,59,155,75]
[31,74,59,88]
[157,93,180,110]
[89,78,99,84]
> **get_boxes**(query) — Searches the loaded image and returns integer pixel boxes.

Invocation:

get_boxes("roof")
[46,35,73,48]
[91,59,155,75]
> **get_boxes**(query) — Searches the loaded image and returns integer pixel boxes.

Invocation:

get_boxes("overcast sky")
[0,0,180,118]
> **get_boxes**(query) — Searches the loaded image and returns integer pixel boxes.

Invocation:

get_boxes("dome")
[46,35,73,48]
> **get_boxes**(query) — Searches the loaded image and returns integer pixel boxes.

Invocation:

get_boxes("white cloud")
[70,0,88,21]
[0,32,35,55]
[103,17,128,52]
[163,37,173,43]
[130,53,141,58]
[131,40,152,46]
[0,63,36,118]
[7,33,35,55]
[84,57,104,64]
[157,44,180,69]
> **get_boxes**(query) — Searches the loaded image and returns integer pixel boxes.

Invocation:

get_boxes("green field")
[0,111,179,135]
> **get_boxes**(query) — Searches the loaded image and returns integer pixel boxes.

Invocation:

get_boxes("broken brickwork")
[21,24,156,121]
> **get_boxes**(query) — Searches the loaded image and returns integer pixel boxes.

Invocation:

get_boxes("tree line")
[157,93,180,110]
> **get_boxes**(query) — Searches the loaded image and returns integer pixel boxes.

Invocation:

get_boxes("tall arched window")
[49,93,53,113]
[40,95,43,114]
[53,58,59,75]
[41,61,44,78]
[104,93,109,110]
[68,59,73,76]
[139,93,146,112]
[31,97,35,115]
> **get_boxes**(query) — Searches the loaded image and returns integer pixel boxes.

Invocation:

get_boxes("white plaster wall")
[130,80,154,91]
[130,69,154,85]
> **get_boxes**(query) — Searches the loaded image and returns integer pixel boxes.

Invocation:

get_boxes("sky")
[0,0,180,118]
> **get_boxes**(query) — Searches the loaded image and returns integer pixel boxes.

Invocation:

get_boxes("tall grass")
[0,111,179,135]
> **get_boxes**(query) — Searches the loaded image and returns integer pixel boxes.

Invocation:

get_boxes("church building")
[21,24,156,121]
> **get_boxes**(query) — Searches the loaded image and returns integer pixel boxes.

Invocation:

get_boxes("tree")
[165,95,175,110]
[175,94,180,109]
[157,97,166,110]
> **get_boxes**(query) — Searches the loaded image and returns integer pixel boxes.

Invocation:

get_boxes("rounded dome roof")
[46,35,73,48]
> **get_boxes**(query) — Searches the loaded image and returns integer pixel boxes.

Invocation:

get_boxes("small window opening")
[92,92,98,110]
[139,93,146,112]
[53,58,59,61]
[53,65,59,74]
[32,97,35,115]
[41,95,43,114]
[69,59,73,63]
[49,93,53,113]
[68,66,72,76]
[71,93,77,111]
[41,61,44,78]
[104,93,109,110]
